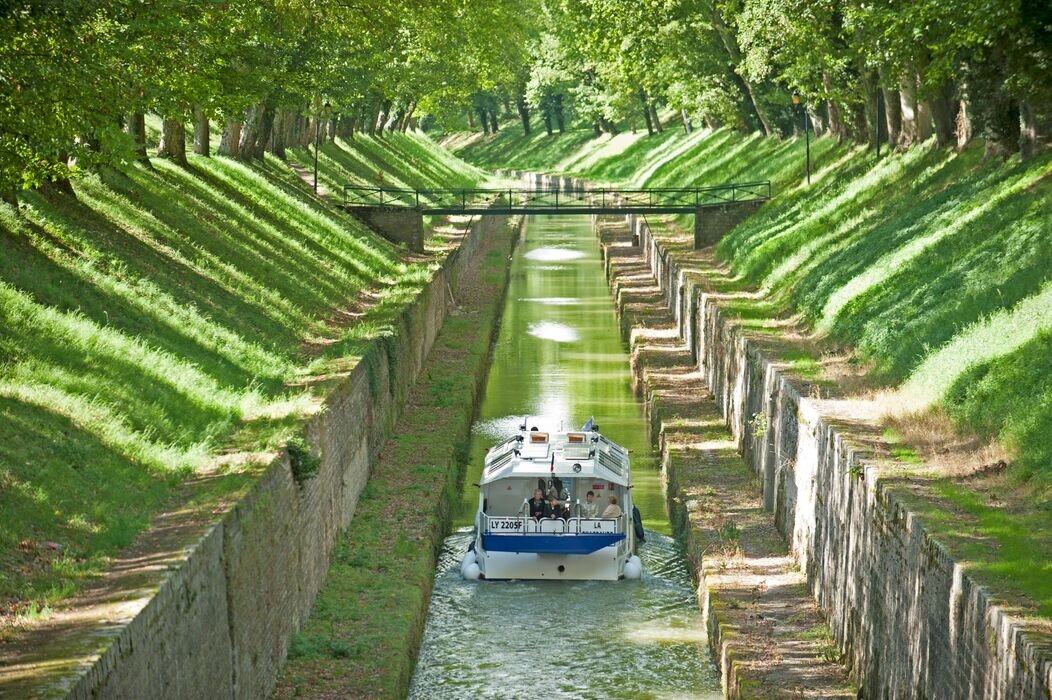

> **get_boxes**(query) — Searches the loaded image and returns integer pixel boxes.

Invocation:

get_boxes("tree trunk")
[467,109,475,129]
[899,77,919,147]
[650,102,663,133]
[369,104,381,136]
[543,112,553,136]
[862,69,880,148]
[1019,100,1038,159]
[713,7,772,136]
[822,73,847,140]
[401,100,417,132]
[489,110,498,133]
[917,99,934,142]
[680,108,693,134]
[554,95,565,133]
[218,120,241,157]
[271,110,287,160]
[126,112,150,164]
[593,120,602,137]
[477,107,490,134]
[239,101,278,159]
[639,90,654,135]
[956,96,973,148]
[882,85,902,147]
[516,93,531,136]
[158,117,188,165]
[929,82,958,147]
[192,106,209,156]
[377,99,393,138]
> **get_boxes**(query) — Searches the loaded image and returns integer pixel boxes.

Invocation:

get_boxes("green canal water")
[408,215,720,699]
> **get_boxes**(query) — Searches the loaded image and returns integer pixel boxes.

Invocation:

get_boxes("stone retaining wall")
[30,215,505,700]
[623,213,1052,700]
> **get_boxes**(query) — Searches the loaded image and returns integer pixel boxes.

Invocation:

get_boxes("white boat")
[461,417,644,581]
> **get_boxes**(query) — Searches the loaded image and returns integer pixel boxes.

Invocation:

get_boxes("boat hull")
[478,546,623,581]
[482,533,625,554]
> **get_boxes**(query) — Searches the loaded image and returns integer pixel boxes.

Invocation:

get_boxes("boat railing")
[483,514,624,536]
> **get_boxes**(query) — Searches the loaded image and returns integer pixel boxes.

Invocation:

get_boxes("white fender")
[623,555,643,580]
[460,551,478,579]
[463,562,481,580]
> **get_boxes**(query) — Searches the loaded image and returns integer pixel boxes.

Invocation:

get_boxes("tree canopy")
[1,0,1049,197]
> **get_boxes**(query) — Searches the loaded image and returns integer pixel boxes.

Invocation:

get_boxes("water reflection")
[527,320,580,343]
[409,216,720,699]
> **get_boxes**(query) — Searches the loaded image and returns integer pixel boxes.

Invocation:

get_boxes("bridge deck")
[342,182,770,215]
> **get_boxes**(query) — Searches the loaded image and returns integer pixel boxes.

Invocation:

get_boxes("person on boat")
[546,476,568,502]
[580,490,599,518]
[547,494,568,519]
[601,495,623,518]
[528,489,549,519]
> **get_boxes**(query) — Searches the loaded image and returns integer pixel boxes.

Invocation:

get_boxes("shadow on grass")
[0,396,170,604]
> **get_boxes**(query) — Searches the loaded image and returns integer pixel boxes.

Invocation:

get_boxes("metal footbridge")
[342,181,771,215]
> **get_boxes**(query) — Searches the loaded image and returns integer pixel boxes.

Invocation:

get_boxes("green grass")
[455,124,1052,489]
[273,219,516,699]
[0,131,483,619]
[453,121,1052,618]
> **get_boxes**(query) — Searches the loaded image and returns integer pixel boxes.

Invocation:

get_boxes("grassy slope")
[0,131,481,619]
[451,124,1052,616]
[274,218,517,699]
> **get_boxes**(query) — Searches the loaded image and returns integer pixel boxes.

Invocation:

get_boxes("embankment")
[274,214,521,698]
[0,209,507,700]
[606,212,1052,699]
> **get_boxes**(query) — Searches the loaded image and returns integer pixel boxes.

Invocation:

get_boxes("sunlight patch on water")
[623,622,709,645]
[528,320,580,343]
[525,247,586,262]
[519,296,584,306]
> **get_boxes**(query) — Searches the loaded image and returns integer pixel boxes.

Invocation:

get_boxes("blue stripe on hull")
[482,533,625,554]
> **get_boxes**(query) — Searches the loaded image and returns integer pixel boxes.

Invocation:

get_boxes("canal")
[408,215,721,699]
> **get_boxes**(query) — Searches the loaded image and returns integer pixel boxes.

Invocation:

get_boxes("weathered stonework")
[693,200,766,248]
[347,206,426,252]
[0,215,505,700]
[621,212,1052,700]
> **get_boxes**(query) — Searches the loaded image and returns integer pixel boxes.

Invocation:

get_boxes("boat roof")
[479,418,631,487]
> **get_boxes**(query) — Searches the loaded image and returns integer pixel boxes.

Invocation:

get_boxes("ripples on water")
[409,530,721,700]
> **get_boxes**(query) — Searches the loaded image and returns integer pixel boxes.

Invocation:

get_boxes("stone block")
[348,206,425,252]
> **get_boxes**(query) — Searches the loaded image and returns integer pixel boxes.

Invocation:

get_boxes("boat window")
[567,432,585,443]
[529,432,549,444]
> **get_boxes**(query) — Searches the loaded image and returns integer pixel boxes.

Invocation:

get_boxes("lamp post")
[792,90,811,185]
[314,101,333,194]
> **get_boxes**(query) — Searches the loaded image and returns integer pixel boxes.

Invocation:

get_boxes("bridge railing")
[342,181,770,213]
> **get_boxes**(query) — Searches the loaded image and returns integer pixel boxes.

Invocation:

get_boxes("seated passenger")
[580,490,599,519]
[528,489,549,519]
[601,495,623,518]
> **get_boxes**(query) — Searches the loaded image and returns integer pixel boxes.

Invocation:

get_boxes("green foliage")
[0,132,481,617]
[458,122,1052,492]
[286,436,320,484]
[945,331,1052,483]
